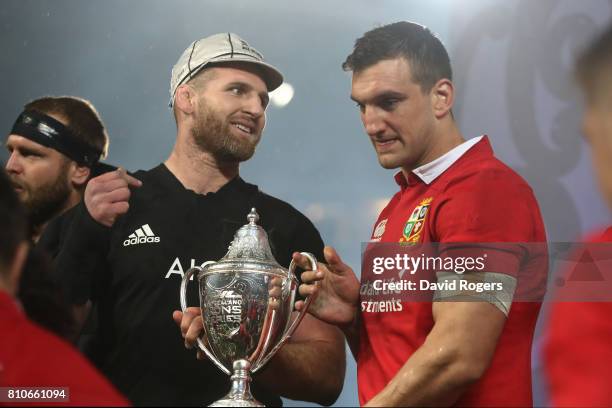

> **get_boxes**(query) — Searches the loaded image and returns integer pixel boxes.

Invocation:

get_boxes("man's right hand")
[295,246,360,329]
[84,167,142,227]
[172,307,207,360]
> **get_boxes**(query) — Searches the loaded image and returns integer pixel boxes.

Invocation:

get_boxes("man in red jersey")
[544,22,612,407]
[0,168,128,407]
[296,21,547,406]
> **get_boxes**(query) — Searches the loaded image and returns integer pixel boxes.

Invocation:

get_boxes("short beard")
[22,161,72,229]
[191,104,259,163]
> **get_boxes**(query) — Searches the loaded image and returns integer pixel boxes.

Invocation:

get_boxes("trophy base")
[209,359,264,407]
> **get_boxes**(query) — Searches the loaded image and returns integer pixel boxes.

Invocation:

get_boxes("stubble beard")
[12,161,72,229]
[191,104,260,163]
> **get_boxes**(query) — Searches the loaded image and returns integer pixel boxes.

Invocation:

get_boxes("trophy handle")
[252,252,318,373]
[179,263,231,376]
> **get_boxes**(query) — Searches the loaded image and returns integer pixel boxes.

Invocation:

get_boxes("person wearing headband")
[54,33,345,406]
[4,96,112,351]
[5,96,109,241]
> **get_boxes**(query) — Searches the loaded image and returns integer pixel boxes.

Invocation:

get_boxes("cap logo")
[238,40,263,59]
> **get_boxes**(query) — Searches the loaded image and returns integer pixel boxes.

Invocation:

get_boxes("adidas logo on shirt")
[123,224,161,246]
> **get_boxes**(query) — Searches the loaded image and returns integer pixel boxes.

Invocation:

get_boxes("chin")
[16,191,28,202]
[377,157,402,170]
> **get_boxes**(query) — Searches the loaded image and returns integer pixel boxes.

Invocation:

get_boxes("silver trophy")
[179,208,317,407]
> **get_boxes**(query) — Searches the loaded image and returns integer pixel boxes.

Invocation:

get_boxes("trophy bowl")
[179,208,317,407]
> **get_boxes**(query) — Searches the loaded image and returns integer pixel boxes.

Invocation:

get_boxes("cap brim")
[207,56,284,92]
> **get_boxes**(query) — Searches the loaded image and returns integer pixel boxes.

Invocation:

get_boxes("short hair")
[24,96,109,160]
[575,22,612,103]
[342,21,452,93]
[0,168,27,274]
[172,68,217,122]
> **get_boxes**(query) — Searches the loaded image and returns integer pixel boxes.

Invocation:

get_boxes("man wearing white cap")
[55,33,345,405]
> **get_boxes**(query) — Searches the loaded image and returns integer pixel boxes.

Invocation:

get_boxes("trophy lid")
[221,208,279,263]
[202,208,285,276]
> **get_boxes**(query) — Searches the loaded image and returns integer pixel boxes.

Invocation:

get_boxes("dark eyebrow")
[373,91,406,102]
[226,81,250,89]
[5,139,46,156]
[18,146,44,156]
[383,90,405,97]
[351,90,406,105]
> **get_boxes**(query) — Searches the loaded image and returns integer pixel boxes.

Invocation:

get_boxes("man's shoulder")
[7,317,128,404]
[432,152,546,241]
[254,188,305,215]
[246,186,324,263]
[8,313,102,376]
[250,188,317,230]
[444,153,535,198]
[38,206,79,257]
[132,165,165,188]
[128,165,176,201]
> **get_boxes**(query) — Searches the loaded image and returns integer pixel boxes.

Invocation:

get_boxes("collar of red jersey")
[396,135,485,186]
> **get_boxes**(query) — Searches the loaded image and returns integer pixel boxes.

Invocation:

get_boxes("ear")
[5,242,29,296]
[70,162,91,188]
[430,79,454,119]
[174,84,197,116]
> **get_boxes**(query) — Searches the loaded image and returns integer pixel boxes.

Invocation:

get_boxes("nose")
[362,107,386,137]
[242,94,265,119]
[5,151,23,175]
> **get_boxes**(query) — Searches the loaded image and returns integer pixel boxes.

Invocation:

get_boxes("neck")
[165,129,239,195]
[402,119,465,177]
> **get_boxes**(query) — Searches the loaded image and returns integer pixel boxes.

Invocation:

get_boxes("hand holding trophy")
[179,208,317,407]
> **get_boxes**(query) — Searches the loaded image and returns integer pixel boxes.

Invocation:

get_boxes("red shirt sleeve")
[544,229,612,407]
[432,171,545,280]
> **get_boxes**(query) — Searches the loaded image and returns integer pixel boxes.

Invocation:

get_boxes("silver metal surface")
[179,208,317,406]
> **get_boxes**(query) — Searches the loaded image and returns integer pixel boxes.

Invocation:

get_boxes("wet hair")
[342,21,452,93]
[24,96,109,159]
[575,22,612,102]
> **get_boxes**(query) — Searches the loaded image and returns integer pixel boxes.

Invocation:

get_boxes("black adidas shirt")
[56,164,325,406]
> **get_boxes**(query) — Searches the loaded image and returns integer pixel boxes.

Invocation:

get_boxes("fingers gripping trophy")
[179,208,318,407]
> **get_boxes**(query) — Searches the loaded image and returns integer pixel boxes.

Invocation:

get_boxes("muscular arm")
[256,312,346,405]
[365,301,506,407]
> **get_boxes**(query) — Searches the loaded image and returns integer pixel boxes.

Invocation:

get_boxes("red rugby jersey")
[544,228,612,407]
[358,136,547,406]
[0,292,129,406]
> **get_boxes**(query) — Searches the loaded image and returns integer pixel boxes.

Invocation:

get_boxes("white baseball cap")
[169,33,284,107]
